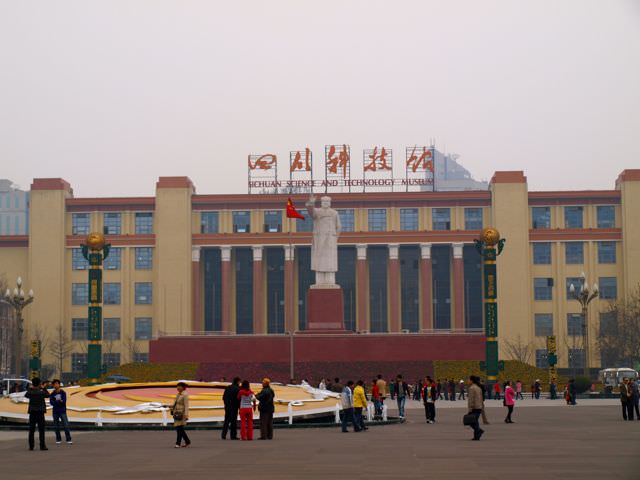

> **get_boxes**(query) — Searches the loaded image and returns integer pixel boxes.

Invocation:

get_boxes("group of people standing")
[619,377,640,421]
[23,377,73,451]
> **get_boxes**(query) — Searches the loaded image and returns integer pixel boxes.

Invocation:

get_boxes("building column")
[356,244,368,332]
[191,246,201,332]
[420,243,433,331]
[220,246,232,333]
[284,244,295,332]
[252,245,264,334]
[452,242,465,331]
[388,244,401,332]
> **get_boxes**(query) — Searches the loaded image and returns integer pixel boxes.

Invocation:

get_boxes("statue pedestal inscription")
[305,288,346,332]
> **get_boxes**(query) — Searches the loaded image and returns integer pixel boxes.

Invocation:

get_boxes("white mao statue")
[305,194,341,288]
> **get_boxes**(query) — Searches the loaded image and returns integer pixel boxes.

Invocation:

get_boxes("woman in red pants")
[237,380,256,441]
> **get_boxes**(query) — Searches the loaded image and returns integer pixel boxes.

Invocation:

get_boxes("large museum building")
[0,170,639,375]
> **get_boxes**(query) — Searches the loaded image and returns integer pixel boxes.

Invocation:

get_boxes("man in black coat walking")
[25,377,50,450]
[256,378,275,440]
[222,377,241,439]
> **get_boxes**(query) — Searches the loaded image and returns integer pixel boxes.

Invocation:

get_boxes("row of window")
[71,212,153,235]
[72,247,152,270]
[71,352,148,373]
[532,242,616,265]
[72,282,152,305]
[201,207,484,234]
[531,205,615,229]
[0,214,24,235]
[71,317,152,341]
[533,277,617,301]
[535,349,585,369]
[534,311,615,337]
[0,191,27,209]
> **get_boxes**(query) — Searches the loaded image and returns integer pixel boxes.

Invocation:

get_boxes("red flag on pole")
[286,197,305,220]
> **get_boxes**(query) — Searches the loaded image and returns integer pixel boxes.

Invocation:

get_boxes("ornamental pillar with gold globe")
[81,232,110,381]
[474,227,506,385]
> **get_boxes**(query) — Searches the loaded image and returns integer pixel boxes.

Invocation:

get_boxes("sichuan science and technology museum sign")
[247,144,435,193]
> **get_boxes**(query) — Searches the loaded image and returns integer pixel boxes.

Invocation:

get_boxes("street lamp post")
[569,272,598,379]
[4,277,34,376]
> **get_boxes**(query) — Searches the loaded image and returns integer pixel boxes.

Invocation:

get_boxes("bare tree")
[123,334,140,364]
[597,283,640,369]
[503,334,534,365]
[48,323,74,377]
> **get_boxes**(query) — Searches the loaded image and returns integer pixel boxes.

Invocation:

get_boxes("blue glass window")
[232,211,251,233]
[597,206,615,228]
[567,313,583,336]
[597,242,616,264]
[103,247,121,270]
[534,314,553,336]
[201,212,219,233]
[103,212,121,235]
[72,213,90,235]
[264,210,282,232]
[72,283,88,305]
[432,208,450,230]
[135,318,153,340]
[532,207,550,229]
[599,277,617,299]
[464,208,483,230]
[135,282,153,304]
[432,245,452,329]
[599,311,616,336]
[103,318,121,340]
[568,349,585,368]
[103,353,120,369]
[565,242,584,264]
[566,277,583,299]
[399,208,419,231]
[71,318,88,340]
[369,246,388,332]
[135,212,153,234]
[135,247,153,269]
[338,209,355,232]
[72,248,88,270]
[532,243,551,264]
[296,209,313,232]
[368,209,387,231]
[534,278,553,300]
[71,353,87,375]
[134,353,149,363]
[103,283,121,305]
[535,349,549,369]
[564,206,583,229]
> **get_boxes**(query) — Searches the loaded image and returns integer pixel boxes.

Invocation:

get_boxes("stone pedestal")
[305,288,348,332]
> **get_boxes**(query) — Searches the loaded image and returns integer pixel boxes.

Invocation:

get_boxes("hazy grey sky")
[1,1,639,197]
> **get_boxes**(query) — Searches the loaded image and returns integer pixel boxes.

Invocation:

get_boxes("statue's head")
[320,196,331,208]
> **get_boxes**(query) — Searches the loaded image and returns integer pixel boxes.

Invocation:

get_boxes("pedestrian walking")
[504,380,515,423]
[353,380,368,431]
[394,375,409,418]
[448,379,456,401]
[549,379,557,400]
[222,376,241,440]
[534,379,541,400]
[620,378,634,421]
[237,380,256,440]
[466,376,485,441]
[25,377,49,451]
[171,382,190,448]
[458,380,466,400]
[568,379,577,405]
[422,376,437,423]
[341,381,360,432]
[256,378,275,440]
[493,381,501,400]
[49,379,72,445]
[515,380,524,400]
[436,379,443,400]
[389,379,395,400]
[630,378,640,420]
[371,379,382,420]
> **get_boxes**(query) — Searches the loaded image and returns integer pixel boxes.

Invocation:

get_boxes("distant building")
[426,150,489,191]
[0,179,29,235]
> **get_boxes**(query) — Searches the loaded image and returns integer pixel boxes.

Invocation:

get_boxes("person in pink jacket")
[504,380,516,423]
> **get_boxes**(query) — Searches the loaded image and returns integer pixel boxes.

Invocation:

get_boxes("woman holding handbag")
[171,382,191,448]
[504,380,516,423]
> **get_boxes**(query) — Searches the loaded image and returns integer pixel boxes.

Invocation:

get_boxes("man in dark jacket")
[394,375,409,418]
[221,377,241,439]
[25,377,50,450]
[256,378,275,440]
[568,379,578,405]
[49,379,72,444]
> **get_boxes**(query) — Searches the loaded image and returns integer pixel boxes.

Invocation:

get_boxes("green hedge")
[80,363,199,385]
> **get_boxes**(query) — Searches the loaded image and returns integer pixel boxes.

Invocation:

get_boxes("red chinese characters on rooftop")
[406,147,434,173]
[325,145,350,178]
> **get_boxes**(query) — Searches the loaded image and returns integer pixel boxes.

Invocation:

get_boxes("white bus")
[599,368,639,390]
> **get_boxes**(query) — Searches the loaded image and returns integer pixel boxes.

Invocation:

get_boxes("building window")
[72,248,88,270]
[135,247,153,269]
[534,314,553,336]
[532,207,550,229]
[565,242,584,264]
[103,283,121,305]
[103,318,121,340]
[103,247,121,270]
[72,213,90,236]
[232,211,251,233]
[201,212,219,233]
[532,243,551,265]
[71,318,88,340]
[72,283,88,305]
[597,242,616,264]
[566,277,583,299]
[103,353,120,369]
[464,208,483,230]
[135,317,153,340]
[135,212,153,234]
[368,209,387,231]
[567,313,583,336]
[337,209,355,232]
[71,353,87,375]
[264,210,282,233]
[135,282,152,304]
[432,208,450,231]
[534,278,553,300]
[296,209,313,232]
[564,206,583,229]
[568,349,585,369]
[599,277,617,299]
[103,212,121,235]
[134,353,149,363]
[599,311,617,336]
[597,206,615,228]
[399,208,419,231]
[535,349,549,369]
